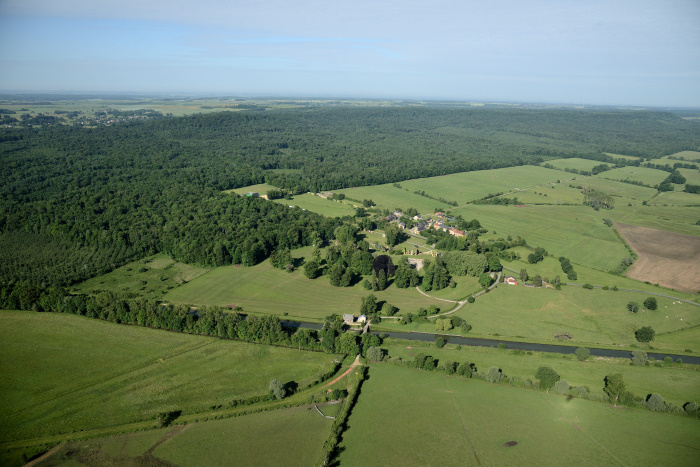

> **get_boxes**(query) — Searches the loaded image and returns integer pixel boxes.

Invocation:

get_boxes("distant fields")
[0,311,338,443]
[597,166,668,186]
[164,247,446,320]
[544,158,607,172]
[275,192,357,217]
[336,166,565,211]
[381,338,700,406]
[338,364,700,466]
[71,253,210,300]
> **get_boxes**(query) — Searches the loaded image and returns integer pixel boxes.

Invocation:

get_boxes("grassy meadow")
[71,253,210,300]
[381,338,700,406]
[164,246,446,320]
[274,192,357,217]
[379,284,700,350]
[0,311,339,443]
[451,204,629,271]
[338,363,700,466]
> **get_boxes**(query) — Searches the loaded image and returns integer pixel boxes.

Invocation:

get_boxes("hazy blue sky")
[1,0,698,106]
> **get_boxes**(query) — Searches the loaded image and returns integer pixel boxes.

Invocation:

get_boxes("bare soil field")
[616,223,700,293]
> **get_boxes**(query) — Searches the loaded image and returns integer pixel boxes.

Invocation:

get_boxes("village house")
[505,276,518,285]
[397,222,406,229]
[343,314,355,325]
[448,228,465,237]
[411,222,427,235]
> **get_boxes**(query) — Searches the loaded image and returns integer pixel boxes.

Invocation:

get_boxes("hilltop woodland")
[1,107,699,291]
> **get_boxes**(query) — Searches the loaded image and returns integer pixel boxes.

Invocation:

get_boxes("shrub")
[497,343,507,350]
[583,283,594,289]
[646,393,666,412]
[631,351,648,366]
[635,326,655,343]
[467,296,475,303]
[270,379,286,400]
[663,356,673,364]
[435,336,447,348]
[554,379,570,394]
[485,367,505,383]
[366,346,384,362]
[683,402,698,416]
[575,347,590,361]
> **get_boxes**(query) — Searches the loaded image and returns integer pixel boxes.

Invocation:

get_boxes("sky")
[0,0,699,107]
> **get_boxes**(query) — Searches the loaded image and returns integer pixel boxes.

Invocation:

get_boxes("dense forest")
[1,107,699,287]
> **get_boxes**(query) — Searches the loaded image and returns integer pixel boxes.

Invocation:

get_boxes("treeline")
[0,281,379,356]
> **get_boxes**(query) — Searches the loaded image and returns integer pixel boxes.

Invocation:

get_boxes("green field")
[380,284,699,349]
[603,152,643,161]
[273,192,357,217]
[502,246,697,298]
[227,183,280,196]
[164,247,446,320]
[381,338,700,406]
[507,182,584,205]
[678,167,700,187]
[71,253,210,300]
[21,405,331,467]
[669,151,700,162]
[451,204,629,271]
[339,364,700,466]
[597,166,669,186]
[337,183,439,213]
[543,158,608,172]
[0,311,338,443]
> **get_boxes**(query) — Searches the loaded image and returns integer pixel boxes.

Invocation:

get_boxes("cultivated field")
[71,253,210,300]
[164,247,446,320]
[0,311,338,443]
[616,223,700,293]
[338,364,700,466]
[381,338,700,406]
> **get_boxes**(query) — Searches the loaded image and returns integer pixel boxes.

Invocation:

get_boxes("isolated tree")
[360,294,378,316]
[479,273,495,289]
[270,379,286,400]
[643,297,658,310]
[627,301,639,313]
[575,347,591,361]
[384,223,400,247]
[532,275,543,287]
[328,263,344,287]
[536,366,560,391]
[376,269,387,291]
[520,268,529,282]
[635,326,655,343]
[381,302,397,316]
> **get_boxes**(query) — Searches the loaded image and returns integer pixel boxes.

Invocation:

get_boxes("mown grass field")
[678,167,700,186]
[380,284,699,350]
[450,204,629,271]
[381,338,700,406]
[671,150,700,161]
[597,166,669,186]
[0,311,338,443]
[164,247,446,320]
[338,364,700,466]
[508,182,584,205]
[71,253,210,300]
[337,183,439,213]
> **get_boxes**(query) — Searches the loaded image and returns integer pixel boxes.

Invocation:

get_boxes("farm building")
[343,314,355,325]
[505,276,518,285]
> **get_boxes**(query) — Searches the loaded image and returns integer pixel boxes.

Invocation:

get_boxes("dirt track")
[616,223,700,294]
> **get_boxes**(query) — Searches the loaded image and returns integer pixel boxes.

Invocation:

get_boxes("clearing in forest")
[616,223,700,294]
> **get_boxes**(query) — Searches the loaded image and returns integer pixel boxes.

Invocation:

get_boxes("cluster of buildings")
[385,210,466,238]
